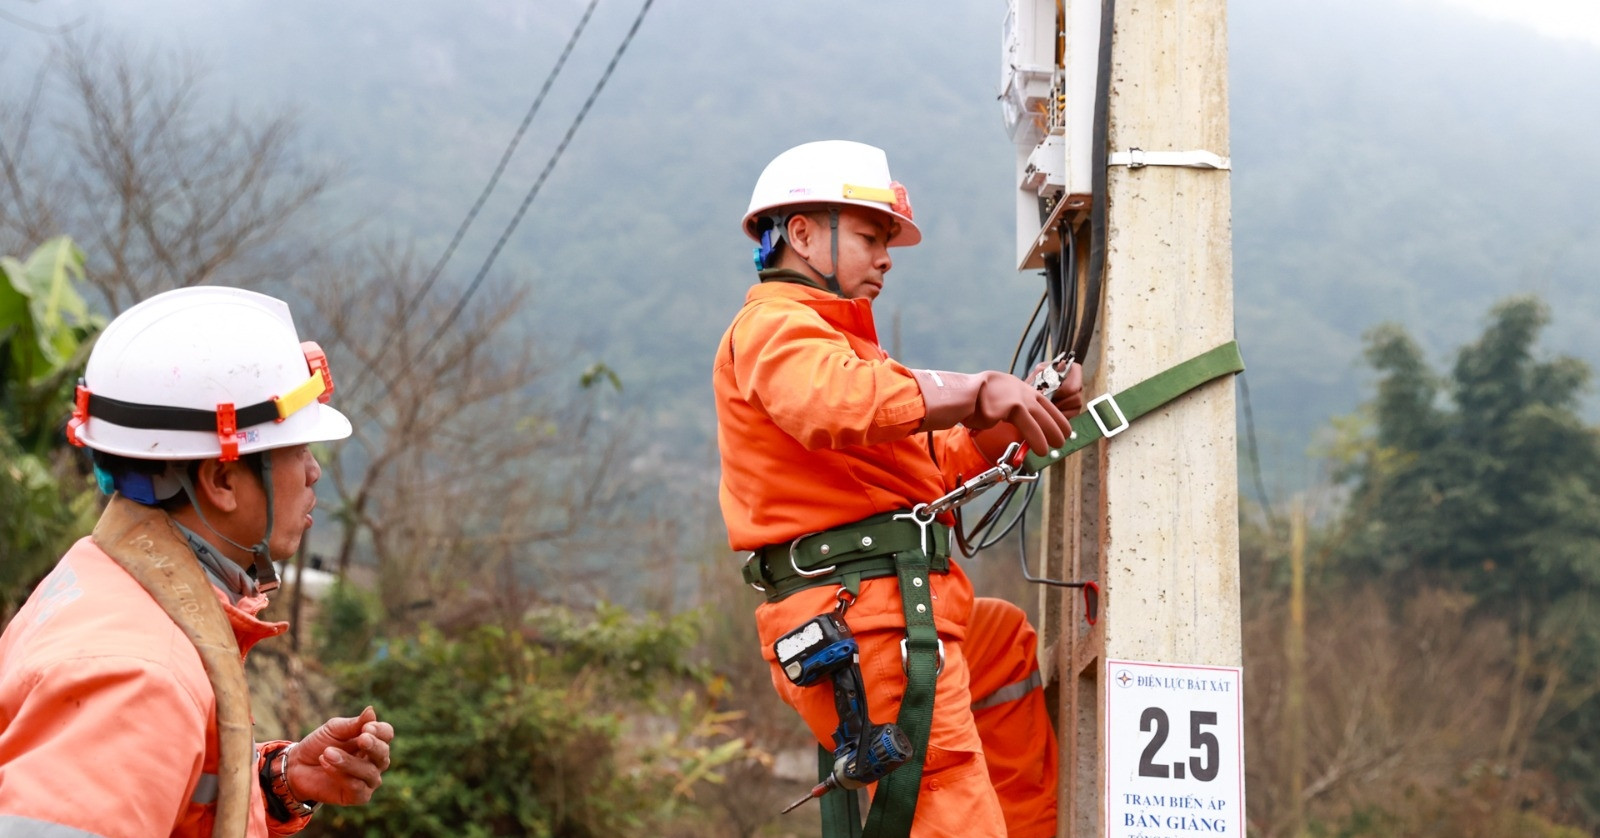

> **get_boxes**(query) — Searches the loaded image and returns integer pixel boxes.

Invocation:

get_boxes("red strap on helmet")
[216,402,239,462]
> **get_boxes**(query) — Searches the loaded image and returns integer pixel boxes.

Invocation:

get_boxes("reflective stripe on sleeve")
[191,772,219,804]
[0,814,111,838]
[970,670,1043,712]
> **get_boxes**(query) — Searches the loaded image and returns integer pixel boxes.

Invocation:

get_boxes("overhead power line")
[394,0,602,338]
[413,0,656,363]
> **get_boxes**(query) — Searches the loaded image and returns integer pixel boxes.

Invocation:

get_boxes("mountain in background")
[6,0,1598,495]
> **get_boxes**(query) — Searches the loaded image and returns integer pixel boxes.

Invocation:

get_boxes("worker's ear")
[786,213,818,261]
[191,458,246,514]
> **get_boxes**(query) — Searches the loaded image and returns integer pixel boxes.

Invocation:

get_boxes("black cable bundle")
[955,0,1115,579]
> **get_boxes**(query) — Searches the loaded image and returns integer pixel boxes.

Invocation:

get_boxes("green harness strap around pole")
[1022,341,1245,474]
[810,340,1244,838]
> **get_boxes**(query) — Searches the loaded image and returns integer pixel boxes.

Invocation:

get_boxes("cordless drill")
[773,613,914,814]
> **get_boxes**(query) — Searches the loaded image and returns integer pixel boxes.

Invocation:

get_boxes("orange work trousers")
[758,588,1058,838]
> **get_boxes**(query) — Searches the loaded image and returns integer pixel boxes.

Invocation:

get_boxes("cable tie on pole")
[1108,147,1231,170]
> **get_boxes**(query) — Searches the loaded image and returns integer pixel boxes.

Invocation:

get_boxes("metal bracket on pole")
[1108,147,1231,170]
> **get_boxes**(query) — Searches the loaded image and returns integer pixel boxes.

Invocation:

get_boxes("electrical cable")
[1074,0,1114,367]
[393,0,602,343]
[1009,0,1115,584]
[1059,221,1080,356]
[411,0,656,365]
[1007,292,1047,376]
[957,228,1064,556]
[960,0,1116,578]
[962,173,1081,557]
[1238,372,1283,535]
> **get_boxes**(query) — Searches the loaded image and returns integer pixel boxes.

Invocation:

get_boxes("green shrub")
[1,237,102,622]
[311,607,747,837]
[315,581,383,665]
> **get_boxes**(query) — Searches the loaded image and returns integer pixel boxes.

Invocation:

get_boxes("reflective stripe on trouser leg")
[965,597,1058,838]
[969,671,1043,712]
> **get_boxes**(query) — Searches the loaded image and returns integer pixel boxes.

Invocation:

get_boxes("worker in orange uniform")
[714,140,1084,838]
[0,287,394,837]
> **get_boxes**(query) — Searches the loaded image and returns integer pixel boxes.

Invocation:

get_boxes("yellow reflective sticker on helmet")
[841,184,898,205]
[274,373,327,421]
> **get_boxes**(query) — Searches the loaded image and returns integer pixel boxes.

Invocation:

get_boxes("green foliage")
[578,362,622,393]
[1333,296,1600,827]
[530,603,701,699]
[0,238,102,620]
[312,607,748,838]
[0,237,101,451]
[1339,296,1600,602]
[315,581,384,665]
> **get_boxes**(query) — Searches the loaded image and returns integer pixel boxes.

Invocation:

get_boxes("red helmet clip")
[66,383,91,448]
[302,341,334,403]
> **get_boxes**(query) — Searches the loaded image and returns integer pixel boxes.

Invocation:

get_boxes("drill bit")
[780,778,834,814]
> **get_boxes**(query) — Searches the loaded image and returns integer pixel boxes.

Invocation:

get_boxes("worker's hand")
[969,371,1072,452]
[914,369,1072,453]
[287,706,394,806]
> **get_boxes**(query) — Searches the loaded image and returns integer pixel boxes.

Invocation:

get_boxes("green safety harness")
[742,340,1244,838]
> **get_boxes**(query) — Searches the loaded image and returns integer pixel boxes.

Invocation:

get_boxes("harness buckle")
[892,504,938,556]
[789,531,838,578]
[1087,392,1130,438]
[742,552,767,593]
[900,637,944,677]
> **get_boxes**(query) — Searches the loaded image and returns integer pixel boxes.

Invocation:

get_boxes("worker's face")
[216,444,322,562]
[181,443,323,567]
[261,444,323,561]
[788,206,896,301]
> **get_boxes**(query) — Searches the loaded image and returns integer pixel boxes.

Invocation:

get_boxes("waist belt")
[743,511,950,602]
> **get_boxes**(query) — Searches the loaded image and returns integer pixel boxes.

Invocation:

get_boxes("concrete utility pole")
[1021,0,1241,835]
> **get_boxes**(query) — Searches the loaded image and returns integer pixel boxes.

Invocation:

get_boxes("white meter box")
[1003,0,1102,270]
[1104,660,1245,838]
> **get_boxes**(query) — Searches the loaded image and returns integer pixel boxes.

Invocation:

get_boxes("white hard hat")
[69,286,352,461]
[742,140,922,247]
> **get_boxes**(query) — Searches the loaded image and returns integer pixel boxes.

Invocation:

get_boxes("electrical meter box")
[1000,0,1055,147]
[1003,0,1102,270]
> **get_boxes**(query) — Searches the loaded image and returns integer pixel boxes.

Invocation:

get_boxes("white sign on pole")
[1104,659,1245,837]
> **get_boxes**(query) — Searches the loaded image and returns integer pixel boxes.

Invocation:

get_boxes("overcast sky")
[6,0,1599,51]
[1429,0,1600,46]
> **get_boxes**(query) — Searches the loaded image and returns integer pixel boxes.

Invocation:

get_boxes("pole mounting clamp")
[1108,147,1231,170]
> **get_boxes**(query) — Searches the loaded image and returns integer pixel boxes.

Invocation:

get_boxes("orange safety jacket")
[0,536,311,838]
[713,276,995,638]
[714,277,994,546]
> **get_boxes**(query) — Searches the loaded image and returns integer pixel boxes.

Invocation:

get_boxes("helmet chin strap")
[176,454,280,594]
[795,207,843,296]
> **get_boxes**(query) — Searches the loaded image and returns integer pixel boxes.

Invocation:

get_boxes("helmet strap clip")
[795,207,843,296]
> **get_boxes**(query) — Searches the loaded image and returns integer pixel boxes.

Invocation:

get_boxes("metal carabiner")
[834,586,856,616]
